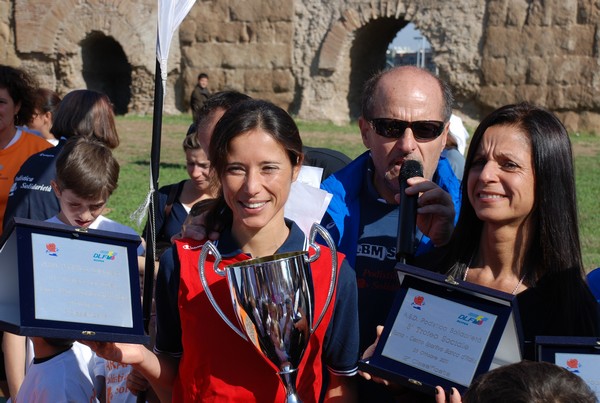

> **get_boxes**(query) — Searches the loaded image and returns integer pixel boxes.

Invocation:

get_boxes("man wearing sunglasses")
[320,65,461,401]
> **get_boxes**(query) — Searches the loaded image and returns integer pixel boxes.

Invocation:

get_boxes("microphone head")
[400,160,423,181]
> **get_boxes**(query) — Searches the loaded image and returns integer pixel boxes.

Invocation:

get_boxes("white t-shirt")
[94,357,139,403]
[17,342,99,403]
[46,214,144,255]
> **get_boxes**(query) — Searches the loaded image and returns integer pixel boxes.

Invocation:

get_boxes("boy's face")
[51,182,107,228]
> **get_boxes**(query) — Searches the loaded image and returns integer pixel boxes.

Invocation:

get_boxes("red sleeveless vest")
[172,238,342,402]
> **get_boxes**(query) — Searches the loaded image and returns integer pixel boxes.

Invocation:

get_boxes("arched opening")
[81,32,132,115]
[347,20,437,120]
[348,18,407,120]
[387,23,436,72]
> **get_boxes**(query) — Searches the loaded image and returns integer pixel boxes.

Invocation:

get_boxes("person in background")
[26,88,61,146]
[442,114,469,179]
[85,99,359,402]
[0,65,52,237]
[190,72,210,123]
[441,102,600,359]
[0,64,52,400]
[3,89,120,230]
[144,126,218,257]
[303,145,352,182]
[434,361,597,403]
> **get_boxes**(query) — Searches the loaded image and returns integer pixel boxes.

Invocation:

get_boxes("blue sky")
[390,23,431,51]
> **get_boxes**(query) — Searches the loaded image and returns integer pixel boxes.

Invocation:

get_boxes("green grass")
[107,115,600,272]
[571,134,600,272]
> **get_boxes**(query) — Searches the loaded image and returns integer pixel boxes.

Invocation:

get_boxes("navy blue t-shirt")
[3,141,63,231]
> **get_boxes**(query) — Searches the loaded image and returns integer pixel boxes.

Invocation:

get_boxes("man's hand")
[358,326,389,386]
[126,368,149,396]
[399,177,455,247]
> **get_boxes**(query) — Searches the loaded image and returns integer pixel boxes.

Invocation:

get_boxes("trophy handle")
[307,223,337,332]
[198,241,248,341]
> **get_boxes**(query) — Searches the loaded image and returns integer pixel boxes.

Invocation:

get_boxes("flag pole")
[137,57,163,403]
[142,57,163,334]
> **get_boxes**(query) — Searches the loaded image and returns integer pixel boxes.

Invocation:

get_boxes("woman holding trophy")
[87,99,359,402]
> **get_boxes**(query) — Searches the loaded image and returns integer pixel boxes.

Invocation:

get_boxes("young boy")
[48,136,144,254]
[16,136,144,402]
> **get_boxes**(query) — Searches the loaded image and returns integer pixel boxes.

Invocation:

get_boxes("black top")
[302,146,351,182]
[3,140,64,231]
[517,268,600,360]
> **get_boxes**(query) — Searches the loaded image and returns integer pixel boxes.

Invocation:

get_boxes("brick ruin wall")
[2,0,600,132]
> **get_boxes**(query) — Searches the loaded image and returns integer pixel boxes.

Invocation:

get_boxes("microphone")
[396,160,423,264]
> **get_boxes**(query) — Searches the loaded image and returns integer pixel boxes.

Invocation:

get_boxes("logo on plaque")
[411,295,425,310]
[566,358,581,373]
[93,250,117,263]
[457,312,488,326]
[45,243,59,256]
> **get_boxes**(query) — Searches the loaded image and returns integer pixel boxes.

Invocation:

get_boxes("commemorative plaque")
[536,336,600,395]
[0,218,147,343]
[359,263,523,395]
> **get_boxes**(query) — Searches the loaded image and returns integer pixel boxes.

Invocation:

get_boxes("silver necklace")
[463,267,525,295]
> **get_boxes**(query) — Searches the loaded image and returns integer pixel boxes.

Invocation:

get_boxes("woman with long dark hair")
[443,102,599,359]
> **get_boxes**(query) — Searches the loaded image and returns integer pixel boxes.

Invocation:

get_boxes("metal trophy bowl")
[199,223,337,403]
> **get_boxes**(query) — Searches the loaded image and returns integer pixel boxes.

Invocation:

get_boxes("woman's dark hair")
[444,102,598,334]
[0,65,38,126]
[446,103,580,281]
[202,99,303,232]
[31,88,61,117]
[463,361,596,403]
[50,89,119,149]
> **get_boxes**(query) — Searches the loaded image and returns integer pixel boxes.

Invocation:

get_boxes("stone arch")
[303,7,430,123]
[347,17,412,118]
[14,0,180,114]
[318,15,414,119]
[81,32,132,115]
[295,2,485,125]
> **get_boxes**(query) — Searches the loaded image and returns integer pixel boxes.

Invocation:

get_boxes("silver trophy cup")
[199,223,337,403]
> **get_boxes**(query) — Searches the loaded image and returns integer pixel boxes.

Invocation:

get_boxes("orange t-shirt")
[0,129,52,235]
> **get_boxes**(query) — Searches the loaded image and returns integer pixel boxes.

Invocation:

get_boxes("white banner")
[157,0,197,92]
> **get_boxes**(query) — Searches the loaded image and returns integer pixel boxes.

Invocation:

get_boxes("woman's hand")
[435,386,462,403]
[80,341,146,365]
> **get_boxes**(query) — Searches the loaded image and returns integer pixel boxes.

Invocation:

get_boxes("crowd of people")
[0,62,598,403]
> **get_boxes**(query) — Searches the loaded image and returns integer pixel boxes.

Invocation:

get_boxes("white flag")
[157,0,196,92]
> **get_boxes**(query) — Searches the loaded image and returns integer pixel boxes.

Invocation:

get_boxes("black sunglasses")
[369,118,445,141]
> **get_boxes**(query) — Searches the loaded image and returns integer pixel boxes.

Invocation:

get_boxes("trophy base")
[278,368,302,403]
